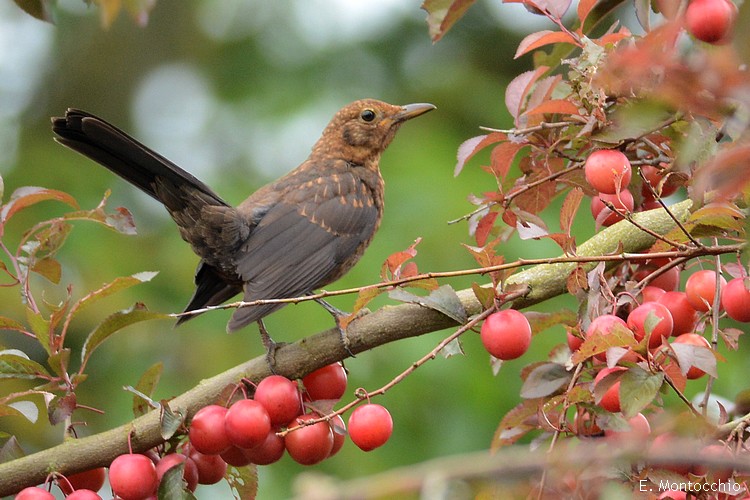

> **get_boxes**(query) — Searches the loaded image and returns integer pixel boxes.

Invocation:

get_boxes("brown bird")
[52,99,435,349]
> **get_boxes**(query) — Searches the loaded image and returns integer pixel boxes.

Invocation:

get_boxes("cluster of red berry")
[15,363,394,499]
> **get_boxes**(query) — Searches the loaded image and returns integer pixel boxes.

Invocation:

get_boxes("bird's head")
[312,99,435,166]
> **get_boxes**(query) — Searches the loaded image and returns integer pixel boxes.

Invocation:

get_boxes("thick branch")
[0,199,697,496]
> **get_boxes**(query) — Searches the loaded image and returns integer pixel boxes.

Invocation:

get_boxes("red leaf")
[515,30,579,59]
[1,187,79,224]
[422,0,478,42]
[560,187,584,235]
[504,0,572,18]
[475,211,499,247]
[455,132,508,176]
[505,67,549,121]
[381,238,422,280]
[596,29,632,46]
[577,0,598,26]
[523,98,581,117]
[489,142,525,180]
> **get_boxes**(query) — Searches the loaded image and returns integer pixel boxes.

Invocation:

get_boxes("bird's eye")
[360,109,376,122]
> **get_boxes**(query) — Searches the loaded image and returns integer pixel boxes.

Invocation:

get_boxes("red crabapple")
[109,454,158,500]
[584,149,632,194]
[348,404,393,452]
[721,277,750,322]
[480,309,532,360]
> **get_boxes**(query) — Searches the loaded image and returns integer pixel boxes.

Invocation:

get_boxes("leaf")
[489,142,525,180]
[619,367,664,418]
[0,436,25,463]
[560,187,584,236]
[133,362,163,418]
[48,393,76,425]
[159,401,185,440]
[475,211,499,247]
[524,309,577,335]
[0,187,78,224]
[515,30,579,59]
[26,306,51,355]
[670,342,718,379]
[157,462,197,500]
[471,283,495,310]
[388,285,467,324]
[577,0,599,25]
[633,0,651,32]
[381,238,422,281]
[31,257,61,284]
[0,316,29,334]
[569,324,636,365]
[421,0,477,42]
[81,304,169,366]
[7,401,40,423]
[47,348,70,379]
[720,327,743,351]
[440,337,464,358]
[227,464,259,500]
[492,399,538,450]
[520,363,572,398]
[12,0,56,23]
[454,132,507,176]
[69,271,159,322]
[0,350,51,380]
[505,68,549,121]
[523,98,581,116]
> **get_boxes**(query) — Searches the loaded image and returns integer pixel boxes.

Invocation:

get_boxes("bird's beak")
[394,103,436,122]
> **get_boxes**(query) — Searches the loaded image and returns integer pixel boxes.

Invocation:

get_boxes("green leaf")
[47,393,76,425]
[133,362,163,417]
[46,348,70,379]
[619,366,664,418]
[524,309,577,335]
[471,283,495,310]
[159,401,185,440]
[31,257,62,284]
[388,285,467,324]
[0,349,51,380]
[227,464,259,500]
[7,401,40,423]
[25,307,51,355]
[71,272,159,321]
[520,362,572,399]
[81,304,169,365]
[421,0,477,42]
[0,316,28,333]
[157,462,197,500]
[12,0,56,23]
[0,435,25,463]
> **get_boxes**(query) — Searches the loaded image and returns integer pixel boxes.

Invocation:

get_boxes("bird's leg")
[257,319,285,372]
[313,297,356,357]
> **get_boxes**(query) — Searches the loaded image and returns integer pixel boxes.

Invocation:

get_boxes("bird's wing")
[227,170,380,331]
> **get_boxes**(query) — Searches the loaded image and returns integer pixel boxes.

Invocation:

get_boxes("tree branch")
[0,199,703,496]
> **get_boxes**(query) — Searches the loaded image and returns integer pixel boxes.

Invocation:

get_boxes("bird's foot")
[257,320,287,373]
[314,297,366,358]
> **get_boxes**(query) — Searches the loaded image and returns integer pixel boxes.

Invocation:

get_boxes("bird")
[51,99,435,352]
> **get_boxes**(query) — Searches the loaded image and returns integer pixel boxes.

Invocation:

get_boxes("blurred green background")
[1,0,748,498]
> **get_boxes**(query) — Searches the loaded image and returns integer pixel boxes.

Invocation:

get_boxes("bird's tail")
[52,109,227,209]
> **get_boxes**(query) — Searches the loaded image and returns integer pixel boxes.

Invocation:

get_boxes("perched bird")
[52,99,435,350]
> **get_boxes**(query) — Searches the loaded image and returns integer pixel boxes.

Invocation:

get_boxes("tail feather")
[52,109,227,207]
